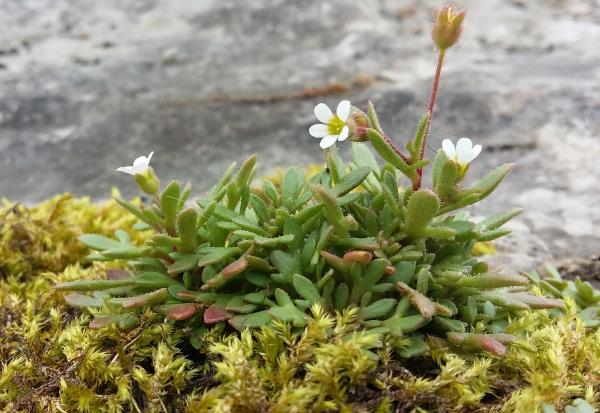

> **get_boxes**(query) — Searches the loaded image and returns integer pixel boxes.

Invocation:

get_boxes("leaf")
[161,181,182,234]
[352,143,380,175]
[197,247,242,267]
[366,128,414,178]
[405,189,440,237]
[100,246,151,259]
[167,254,200,275]
[229,311,273,330]
[118,288,168,309]
[293,274,322,304]
[236,154,257,188]
[478,208,523,231]
[310,184,349,236]
[64,293,105,308]
[281,167,305,208]
[397,282,451,319]
[434,159,460,200]
[431,149,448,189]
[359,298,397,320]
[157,303,202,321]
[250,193,270,222]
[202,257,248,290]
[177,208,198,253]
[471,163,514,201]
[56,278,136,291]
[78,234,123,251]
[455,274,529,289]
[332,166,371,197]
[396,336,429,358]
[135,272,182,289]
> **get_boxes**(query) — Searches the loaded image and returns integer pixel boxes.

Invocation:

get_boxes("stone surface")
[0,0,599,272]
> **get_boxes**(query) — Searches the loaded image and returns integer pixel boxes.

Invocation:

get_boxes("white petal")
[314,103,333,123]
[455,138,473,163]
[463,144,482,163]
[441,139,456,159]
[309,123,329,138]
[319,135,338,149]
[336,100,350,121]
[337,125,349,141]
[116,166,136,175]
[133,155,148,166]
[147,151,154,163]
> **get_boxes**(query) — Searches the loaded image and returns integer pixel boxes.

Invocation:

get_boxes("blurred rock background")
[0,0,598,272]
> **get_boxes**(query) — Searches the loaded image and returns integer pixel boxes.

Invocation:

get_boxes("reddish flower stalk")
[414,48,445,190]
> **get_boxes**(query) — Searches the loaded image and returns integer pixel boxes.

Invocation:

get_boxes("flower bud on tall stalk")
[414,4,466,190]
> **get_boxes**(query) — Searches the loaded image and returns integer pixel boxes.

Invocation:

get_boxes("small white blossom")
[116,152,154,175]
[308,100,351,149]
[442,138,481,165]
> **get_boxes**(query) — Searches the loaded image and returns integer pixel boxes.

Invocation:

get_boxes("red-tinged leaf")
[473,335,506,356]
[343,251,373,265]
[166,303,202,321]
[384,266,396,276]
[106,269,130,280]
[507,292,563,309]
[489,333,518,344]
[221,257,248,278]
[121,288,168,309]
[89,316,117,329]
[204,304,233,324]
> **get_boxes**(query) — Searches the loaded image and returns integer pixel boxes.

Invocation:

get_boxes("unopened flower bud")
[432,5,466,50]
[347,109,370,142]
[134,166,160,195]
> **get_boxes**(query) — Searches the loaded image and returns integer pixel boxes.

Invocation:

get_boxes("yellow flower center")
[327,115,345,136]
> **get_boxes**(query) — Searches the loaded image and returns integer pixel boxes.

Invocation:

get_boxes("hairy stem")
[414,49,446,190]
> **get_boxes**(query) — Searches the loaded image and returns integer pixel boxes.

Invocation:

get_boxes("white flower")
[442,138,482,165]
[116,152,154,175]
[308,100,351,149]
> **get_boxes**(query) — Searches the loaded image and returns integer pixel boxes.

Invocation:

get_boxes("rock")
[0,0,598,272]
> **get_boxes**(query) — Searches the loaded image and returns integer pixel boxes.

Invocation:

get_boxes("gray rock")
[0,0,598,272]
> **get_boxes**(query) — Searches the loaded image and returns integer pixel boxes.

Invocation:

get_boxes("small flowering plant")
[56,4,563,357]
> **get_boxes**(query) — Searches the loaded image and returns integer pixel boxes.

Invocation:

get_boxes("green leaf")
[56,278,136,291]
[455,274,529,289]
[135,272,182,289]
[405,189,440,237]
[229,311,273,330]
[79,234,123,251]
[478,208,523,231]
[310,184,348,236]
[100,246,151,259]
[332,166,371,197]
[236,154,257,188]
[359,298,397,320]
[434,159,460,201]
[197,247,242,267]
[281,167,305,208]
[367,129,415,178]
[177,208,198,253]
[250,193,269,223]
[64,293,106,307]
[408,112,430,161]
[161,181,182,234]
[471,163,514,201]
[293,274,322,304]
[167,254,200,275]
[352,142,380,176]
